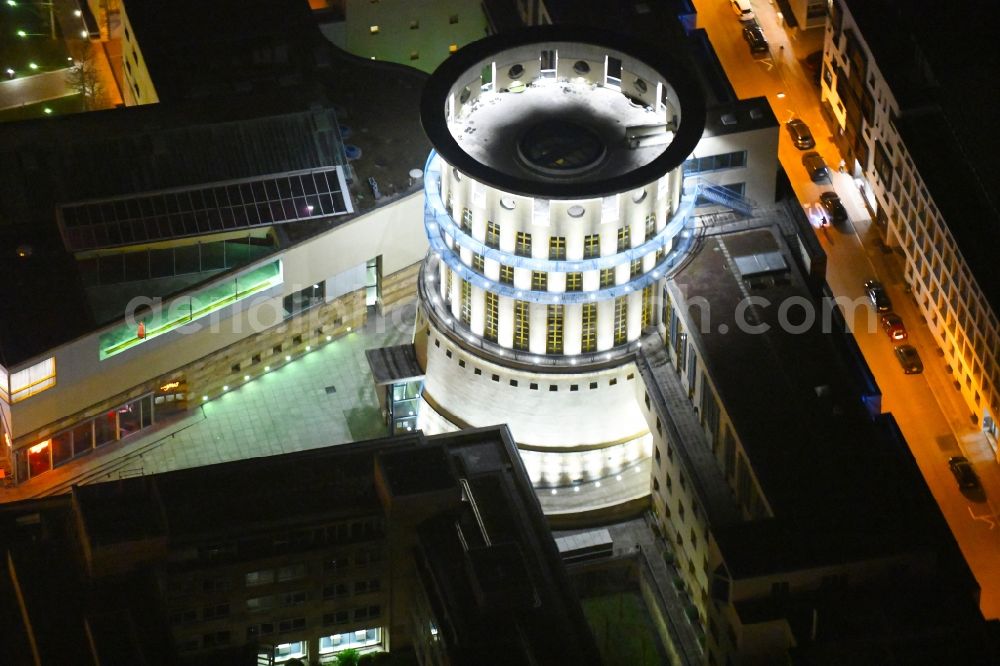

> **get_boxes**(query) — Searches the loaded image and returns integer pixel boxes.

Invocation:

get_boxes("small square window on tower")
[410,51,420,60]
[449,43,458,53]
[410,20,419,29]
[449,14,459,24]
[369,25,379,34]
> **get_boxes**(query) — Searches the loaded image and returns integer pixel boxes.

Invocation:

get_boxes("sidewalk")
[0,69,74,110]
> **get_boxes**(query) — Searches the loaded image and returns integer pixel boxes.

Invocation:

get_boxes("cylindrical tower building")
[414,27,705,520]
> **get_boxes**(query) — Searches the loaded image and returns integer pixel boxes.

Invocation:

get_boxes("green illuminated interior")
[99,260,282,360]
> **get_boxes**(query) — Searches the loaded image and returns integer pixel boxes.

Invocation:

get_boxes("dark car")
[802,152,828,182]
[743,23,768,54]
[948,456,980,490]
[819,192,847,224]
[864,279,892,312]
[880,313,907,341]
[893,344,923,374]
[785,119,815,149]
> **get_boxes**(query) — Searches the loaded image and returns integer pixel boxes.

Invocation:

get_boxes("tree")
[65,42,106,110]
[336,648,361,666]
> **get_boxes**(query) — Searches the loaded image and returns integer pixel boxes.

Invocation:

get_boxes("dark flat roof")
[122,0,321,101]
[670,204,953,573]
[366,343,424,385]
[417,427,601,665]
[0,30,430,367]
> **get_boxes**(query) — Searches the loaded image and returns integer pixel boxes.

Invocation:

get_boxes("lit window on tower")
[566,272,583,291]
[642,285,654,329]
[499,264,514,284]
[484,292,499,341]
[581,303,597,352]
[532,271,548,291]
[515,231,532,257]
[617,226,631,251]
[645,213,656,240]
[600,268,615,288]
[614,296,628,345]
[546,304,564,354]
[486,221,500,248]
[460,280,472,325]
[549,236,566,260]
[583,233,600,258]
[513,300,530,351]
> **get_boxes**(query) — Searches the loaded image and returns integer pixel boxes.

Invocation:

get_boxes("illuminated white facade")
[414,28,706,515]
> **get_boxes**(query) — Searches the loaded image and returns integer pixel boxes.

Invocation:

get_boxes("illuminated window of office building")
[9,357,56,402]
[581,303,597,352]
[642,285,654,328]
[614,296,628,345]
[617,225,631,251]
[473,253,485,273]
[486,221,500,248]
[549,236,566,260]
[532,270,547,291]
[499,264,514,284]
[645,213,656,240]
[515,231,532,257]
[546,304,564,354]
[513,300,530,350]
[460,280,472,325]
[566,272,583,291]
[461,207,472,232]
[600,268,615,288]
[583,233,600,258]
[630,258,642,278]
[484,291,499,342]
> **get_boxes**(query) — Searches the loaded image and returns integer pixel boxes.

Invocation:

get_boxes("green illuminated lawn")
[583,592,665,666]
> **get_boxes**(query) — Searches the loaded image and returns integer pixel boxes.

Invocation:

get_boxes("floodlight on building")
[285,355,291,362]
[264,366,271,372]
[222,385,229,391]
[244,375,250,381]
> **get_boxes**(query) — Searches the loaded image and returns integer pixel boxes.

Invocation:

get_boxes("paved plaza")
[3,300,417,500]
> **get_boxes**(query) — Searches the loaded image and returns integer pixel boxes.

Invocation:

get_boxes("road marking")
[968,505,997,530]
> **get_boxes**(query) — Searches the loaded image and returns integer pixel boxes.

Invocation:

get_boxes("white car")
[730,0,755,22]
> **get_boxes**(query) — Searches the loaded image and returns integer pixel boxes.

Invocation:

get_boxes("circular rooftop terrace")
[421,26,705,199]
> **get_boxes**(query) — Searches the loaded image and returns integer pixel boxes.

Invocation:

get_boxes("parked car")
[742,23,768,54]
[785,118,815,149]
[802,152,829,182]
[730,0,755,22]
[948,456,980,490]
[893,344,923,374]
[880,313,907,341]
[864,279,892,313]
[819,191,847,224]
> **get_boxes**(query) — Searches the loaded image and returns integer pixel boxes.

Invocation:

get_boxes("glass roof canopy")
[58,167,351,252]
